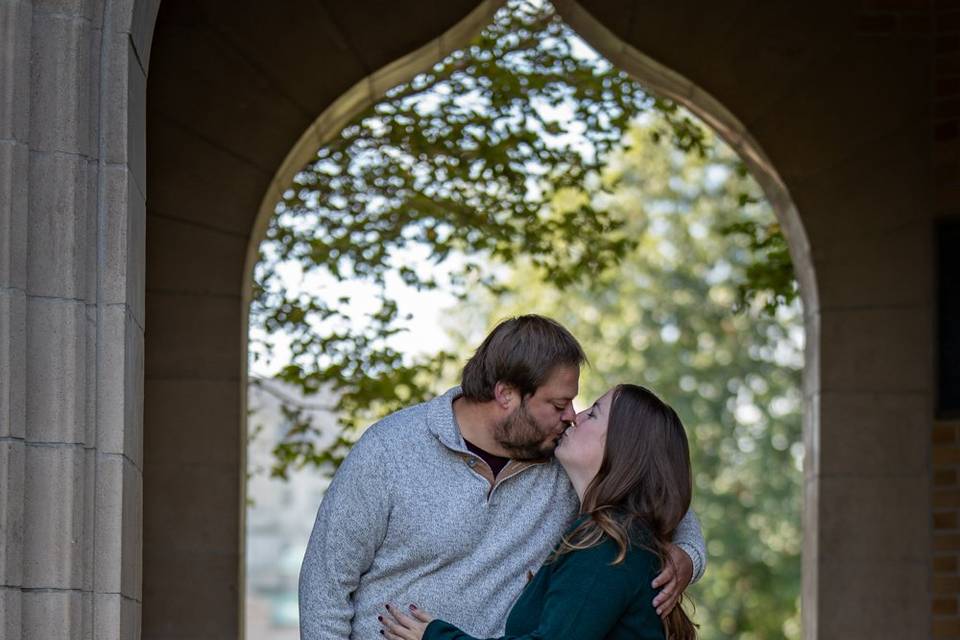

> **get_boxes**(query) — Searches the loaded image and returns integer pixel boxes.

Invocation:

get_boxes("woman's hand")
[379,603,435,640]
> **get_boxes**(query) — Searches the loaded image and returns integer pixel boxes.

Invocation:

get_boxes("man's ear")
[493,381,517,409]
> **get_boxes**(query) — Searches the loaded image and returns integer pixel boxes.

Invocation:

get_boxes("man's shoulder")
[354,398,432,447]
[334,402,432,480]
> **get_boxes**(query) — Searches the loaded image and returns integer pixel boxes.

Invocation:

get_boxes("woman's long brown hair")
[554,384,697,640]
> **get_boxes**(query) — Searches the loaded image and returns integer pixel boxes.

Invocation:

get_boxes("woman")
[378,383,698,640]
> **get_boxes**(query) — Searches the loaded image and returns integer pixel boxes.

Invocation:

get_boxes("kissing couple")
[300,314,705,640]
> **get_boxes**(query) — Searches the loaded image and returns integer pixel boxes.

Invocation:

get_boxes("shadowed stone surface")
[0,0,946,638]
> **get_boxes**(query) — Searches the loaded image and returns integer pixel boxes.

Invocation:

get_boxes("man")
[299,315,706,639]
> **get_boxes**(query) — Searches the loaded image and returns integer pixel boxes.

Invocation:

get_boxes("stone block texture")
[0,1,949,640]
[1,1,147,639]
[934,3,960,639]
[934,420,960,639]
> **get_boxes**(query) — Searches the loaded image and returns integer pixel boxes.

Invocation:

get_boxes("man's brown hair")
[460,315,587,401]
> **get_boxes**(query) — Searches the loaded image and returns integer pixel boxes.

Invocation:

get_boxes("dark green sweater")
[423,530,666,640]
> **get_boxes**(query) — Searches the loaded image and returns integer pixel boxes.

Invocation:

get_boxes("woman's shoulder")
[551,527,660,606]
[563,519,661,572]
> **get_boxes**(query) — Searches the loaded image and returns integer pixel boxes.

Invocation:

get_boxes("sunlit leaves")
[458,121,803,640]
[251,0,708,478]
[251,0,792,489]
[720,218,798,315]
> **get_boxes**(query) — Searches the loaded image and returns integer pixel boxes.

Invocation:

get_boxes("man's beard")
[494,400,557,462]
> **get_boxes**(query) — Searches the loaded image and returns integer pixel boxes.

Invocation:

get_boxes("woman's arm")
[381,541,664,640]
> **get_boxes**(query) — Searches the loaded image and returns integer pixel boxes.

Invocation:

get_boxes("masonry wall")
[0,1,947,639]
[0,0,158,638]
[934,420,960,637]
[933,0,960,636]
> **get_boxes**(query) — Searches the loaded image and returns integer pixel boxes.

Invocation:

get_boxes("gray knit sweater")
[298,387,706,640]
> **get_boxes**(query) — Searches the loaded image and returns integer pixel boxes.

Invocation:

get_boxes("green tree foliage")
[455,120,804,640]
[720,217,798,315]
[251,1,803,636]
[252,0,722,478]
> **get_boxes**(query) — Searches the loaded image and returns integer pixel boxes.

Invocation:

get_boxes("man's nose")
[561,403,576,422]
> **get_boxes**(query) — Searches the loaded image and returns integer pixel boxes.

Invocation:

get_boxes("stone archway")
[242,7,820,634]
[142,3,502,637]
[0,1,935,638]
[150,1,930,637]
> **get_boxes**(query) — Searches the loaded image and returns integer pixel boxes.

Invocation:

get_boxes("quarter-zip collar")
[426,386,470,452]
[427,386,546,494]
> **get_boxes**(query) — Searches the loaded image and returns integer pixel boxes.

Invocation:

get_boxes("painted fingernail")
[385,603,391,610]
[409,604,417,610]
[378,616,383,621]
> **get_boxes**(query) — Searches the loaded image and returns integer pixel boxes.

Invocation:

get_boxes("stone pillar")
[0,0,157,638]
[932,2,960,636]
[0,0,30,632]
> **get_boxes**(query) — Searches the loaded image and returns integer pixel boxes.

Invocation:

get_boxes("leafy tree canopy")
[454,119,804,640]
[250,2,804,637]
[251,0,796,478]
